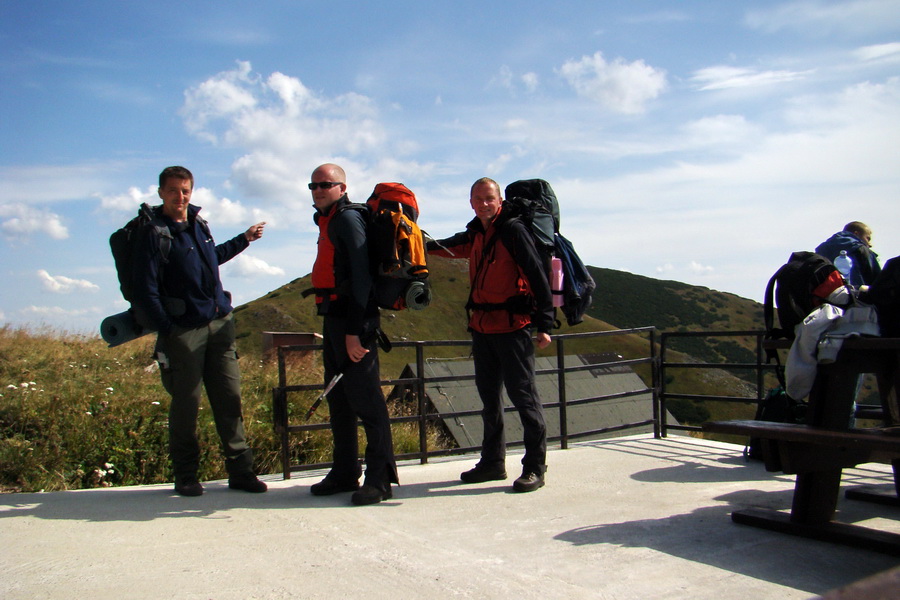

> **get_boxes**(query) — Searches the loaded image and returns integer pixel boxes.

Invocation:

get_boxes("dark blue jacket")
[815,230,881,288]
[132,204,248,334]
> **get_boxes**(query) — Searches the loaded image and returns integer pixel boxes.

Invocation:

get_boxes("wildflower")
[105,387,114,393]
[6,384,15,390]
[151,401,160,405]
[86,411,92,416]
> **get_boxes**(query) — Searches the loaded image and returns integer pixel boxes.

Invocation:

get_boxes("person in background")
[815,221,881,289]
[306,163,398,505]
[427,177,553,493]
[132,166,268,497]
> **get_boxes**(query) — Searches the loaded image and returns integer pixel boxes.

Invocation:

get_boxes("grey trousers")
[157,313,253,481]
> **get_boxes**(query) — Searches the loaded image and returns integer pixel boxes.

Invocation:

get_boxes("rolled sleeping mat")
[100,311,153,347]
[404,280,432,310]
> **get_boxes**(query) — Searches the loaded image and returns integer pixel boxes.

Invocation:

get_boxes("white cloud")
[179,61,395,206]
[0,203,68,240]
[558,51,667,114]
[690,66,812,91]
[679,115,760,150]
[98,185,158,212]
[854,42,900,62]
[37,270,100,293]
[180,60,260,145]
[745,0,900,36]
[522,72,540,93]
[689,261,715,275]
[223,253,286,278]
[21,305,101,318]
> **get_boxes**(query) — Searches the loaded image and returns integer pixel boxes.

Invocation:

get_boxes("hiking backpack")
[502,179,596,327]
[109,203,210,329]
[110,203,172,308]
[763,251,847,341]
[364,182,431,311]
[109,203,176,330]
[304,183,431,311]
[745,387,808,463]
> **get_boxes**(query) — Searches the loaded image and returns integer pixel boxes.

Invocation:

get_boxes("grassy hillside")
[589,266,764,367]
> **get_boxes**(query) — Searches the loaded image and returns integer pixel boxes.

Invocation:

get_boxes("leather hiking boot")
[310,477,360,496]
[460,463,507,484]
[512,470,545,493]
[174,477,204,497]
[351,484,392,506]
[228,473,267,493]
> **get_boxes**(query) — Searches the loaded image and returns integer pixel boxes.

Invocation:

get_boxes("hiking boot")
[310,477,360,496]
[351,484,392,506]
[460,463,507,484]
[174,477,204,497]
[228,473,268,493]
[512,470,545,493]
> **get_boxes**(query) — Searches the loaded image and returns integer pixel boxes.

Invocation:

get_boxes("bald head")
[310,163,348,213]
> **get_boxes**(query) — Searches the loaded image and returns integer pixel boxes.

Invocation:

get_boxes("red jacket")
[429,206,554,334]
[311,196,377,335]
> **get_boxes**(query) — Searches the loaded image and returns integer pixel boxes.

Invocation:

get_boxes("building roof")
[393,354,673,447]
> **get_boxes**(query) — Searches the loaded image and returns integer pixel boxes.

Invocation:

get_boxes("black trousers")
[322,314,398,489]
[471,327,547,474]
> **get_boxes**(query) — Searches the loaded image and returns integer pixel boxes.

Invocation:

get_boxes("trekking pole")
[304,327,391,421]
[422,231,455,257]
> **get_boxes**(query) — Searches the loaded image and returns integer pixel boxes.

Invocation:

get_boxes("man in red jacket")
[428,177,554,492]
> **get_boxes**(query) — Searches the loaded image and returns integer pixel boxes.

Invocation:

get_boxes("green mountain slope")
[589,266,764,366]
[232,257,768,426]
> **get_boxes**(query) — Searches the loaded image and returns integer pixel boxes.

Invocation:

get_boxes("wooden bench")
[703,337,900,555]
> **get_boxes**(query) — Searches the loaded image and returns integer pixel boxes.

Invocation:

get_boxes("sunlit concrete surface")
[2,434,898,599]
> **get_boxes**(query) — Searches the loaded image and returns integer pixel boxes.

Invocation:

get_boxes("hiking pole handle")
[304,372,344,421]
[303,327,389,421]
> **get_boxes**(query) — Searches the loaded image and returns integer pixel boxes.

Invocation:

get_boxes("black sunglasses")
[308,181,342,190]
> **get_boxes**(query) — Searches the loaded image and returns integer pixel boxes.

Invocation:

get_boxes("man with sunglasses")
[306,163,398,505]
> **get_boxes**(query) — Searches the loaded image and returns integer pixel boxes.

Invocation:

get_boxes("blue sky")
[2,0,899,334]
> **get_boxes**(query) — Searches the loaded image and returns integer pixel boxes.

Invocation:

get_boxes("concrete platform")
[2,434,899,599]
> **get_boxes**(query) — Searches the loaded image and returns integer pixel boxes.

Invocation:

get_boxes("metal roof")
[393,354,672,447]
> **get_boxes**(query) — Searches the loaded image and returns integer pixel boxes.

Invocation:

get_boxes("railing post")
[756,333,765,402]
[658,331,668,438]
[275,346,291,479]
[650,328,661,439]
[556,335,568,450]
[416,341,428,464]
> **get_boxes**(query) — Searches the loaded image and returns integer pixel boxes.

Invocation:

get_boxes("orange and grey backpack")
[305,183,431,312]
[364,182,431,311]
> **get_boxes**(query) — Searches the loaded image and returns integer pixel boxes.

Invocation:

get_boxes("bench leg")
[790,469,843,523]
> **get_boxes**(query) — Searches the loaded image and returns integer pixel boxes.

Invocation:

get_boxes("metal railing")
[658,329,777,437]
[272,327,660,478]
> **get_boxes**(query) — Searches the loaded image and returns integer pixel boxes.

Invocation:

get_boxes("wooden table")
[704,338,900,555]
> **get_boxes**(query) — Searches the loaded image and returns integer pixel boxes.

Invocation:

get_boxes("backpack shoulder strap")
[137,203,174,263]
